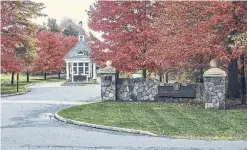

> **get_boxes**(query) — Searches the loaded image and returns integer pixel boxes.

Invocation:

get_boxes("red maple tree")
[87,1,159,76]
[1,1,45,74]
[153,1,247,99]
[34,30,77,78]
[153,2,246,69]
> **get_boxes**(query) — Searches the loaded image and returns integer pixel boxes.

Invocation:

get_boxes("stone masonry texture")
[204,76,226,109]
[117,78,160,101]
[101,73,116,101]
[101,76,203,102]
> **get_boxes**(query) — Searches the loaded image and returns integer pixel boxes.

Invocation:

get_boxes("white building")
[64,23,97,82]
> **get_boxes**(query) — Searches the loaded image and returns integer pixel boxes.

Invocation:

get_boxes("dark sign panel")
[157,85,196,98]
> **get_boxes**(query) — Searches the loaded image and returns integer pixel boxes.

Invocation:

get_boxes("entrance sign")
[157,83,196,98]
[173,82,180,91]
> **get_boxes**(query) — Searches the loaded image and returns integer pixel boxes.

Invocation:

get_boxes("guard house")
[64,22,96,82]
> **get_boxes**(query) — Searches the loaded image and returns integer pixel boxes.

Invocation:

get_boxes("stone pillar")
[66,62,69,80]
[98,60,116,101]
[204,59,227,109]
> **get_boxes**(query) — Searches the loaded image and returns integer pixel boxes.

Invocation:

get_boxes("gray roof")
[64,40,91,59]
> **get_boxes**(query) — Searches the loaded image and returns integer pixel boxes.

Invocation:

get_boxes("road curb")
[54,111,157,137]
[1,84,35,97]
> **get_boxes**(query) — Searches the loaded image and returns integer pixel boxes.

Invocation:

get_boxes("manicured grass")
[1,74,65,95]
[58,102,247,140]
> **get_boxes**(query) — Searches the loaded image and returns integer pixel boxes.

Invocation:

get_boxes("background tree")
[232,31,247,103]
[60,18,81,36]
[15,25,39,82]
[1,1,45,84]
[56,34,78,78]
[38,22,47,32]
[47,18,60,33]
[34,30,77,79]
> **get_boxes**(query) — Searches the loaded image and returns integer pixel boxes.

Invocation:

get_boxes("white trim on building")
[64,58,97,82]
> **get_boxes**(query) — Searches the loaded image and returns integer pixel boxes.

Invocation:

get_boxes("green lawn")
[58,102,247,140]
[1,73,65,95]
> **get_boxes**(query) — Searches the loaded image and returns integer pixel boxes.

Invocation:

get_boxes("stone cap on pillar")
[204,59,226,77]
[98,60,116,74]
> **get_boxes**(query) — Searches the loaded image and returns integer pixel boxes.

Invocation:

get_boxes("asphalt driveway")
[2,82,101,102]
[1,82,247,150]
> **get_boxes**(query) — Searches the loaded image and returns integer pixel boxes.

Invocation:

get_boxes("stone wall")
[99,59,245,109]
[117,78,203,102]
[117,78,160,101]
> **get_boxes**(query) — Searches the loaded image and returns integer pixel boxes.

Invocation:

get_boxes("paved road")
[1,82,247,150]
[2,82,101,102]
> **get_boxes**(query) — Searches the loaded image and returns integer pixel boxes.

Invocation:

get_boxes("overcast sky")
[33,0,96,33]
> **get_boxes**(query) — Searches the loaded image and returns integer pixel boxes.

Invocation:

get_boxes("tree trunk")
[199,67,204,83]
[44,72,47,80]
[165,72,168,83]
[11,72,15,85]
[58,72,61,78]
[142,69,146,79]
[239,54,246,104]
[159,72,163,82]
[26,72,30,82]
[227,58,240,98]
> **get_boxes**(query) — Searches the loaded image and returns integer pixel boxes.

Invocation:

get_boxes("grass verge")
[1,74,65,95]
[58,102,247,140]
